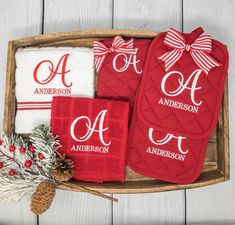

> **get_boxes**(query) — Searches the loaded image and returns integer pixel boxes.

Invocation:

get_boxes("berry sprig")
[0,124,60,202]
[0,136,47,178]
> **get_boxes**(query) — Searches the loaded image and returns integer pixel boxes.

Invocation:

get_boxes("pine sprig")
[0,133,37,179]
[0,124,60,202]
[0,176,45,202]
[30,124,60,177]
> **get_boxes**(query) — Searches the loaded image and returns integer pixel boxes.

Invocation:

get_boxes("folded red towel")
[50,96,129,183]
[94,36,152,112]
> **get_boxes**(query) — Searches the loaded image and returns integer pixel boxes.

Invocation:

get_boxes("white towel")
[15,47,95,133]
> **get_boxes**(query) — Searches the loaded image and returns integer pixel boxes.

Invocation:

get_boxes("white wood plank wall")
[0,1,42,224]
[0,0,234,224]
[184,0,235,224]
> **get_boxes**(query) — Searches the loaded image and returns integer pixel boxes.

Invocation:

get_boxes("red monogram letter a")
[33,54,72,87]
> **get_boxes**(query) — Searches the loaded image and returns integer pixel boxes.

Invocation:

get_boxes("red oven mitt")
[94,36,152,111]
[137,27,228,138]
[127,27,228,184]
[50,96,129,183]
[127,103,209,184]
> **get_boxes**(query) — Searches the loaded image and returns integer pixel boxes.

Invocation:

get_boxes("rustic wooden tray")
[3,30,229,194]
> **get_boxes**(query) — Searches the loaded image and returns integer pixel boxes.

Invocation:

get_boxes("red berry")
[19,147,26,153]
[0,139,3,146]
[9,169,15,176]
[29,146,36,153]
[25,160,32,168]
[38,153,45,160]
[9,145,16,152]
[0,162,3,169]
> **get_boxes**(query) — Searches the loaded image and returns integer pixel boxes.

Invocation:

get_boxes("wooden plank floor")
[0,0,235,224]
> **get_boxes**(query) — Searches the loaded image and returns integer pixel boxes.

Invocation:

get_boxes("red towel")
[95,37,152,112]
[50,96,129,183]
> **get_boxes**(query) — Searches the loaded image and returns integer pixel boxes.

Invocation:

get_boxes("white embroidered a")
[161,69,203,106]
[148,128,188,155]
[112,51,142,74]
[70,109,111,146]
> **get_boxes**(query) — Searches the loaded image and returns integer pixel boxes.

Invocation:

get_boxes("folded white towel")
[15,110,51,134]
[15,47,95,134]
[16,47,94,68]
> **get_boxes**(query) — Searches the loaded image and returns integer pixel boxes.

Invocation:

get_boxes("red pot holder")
[127,104,208,184]
[50,96,129,183]
[128,27,229,184]
[137,27,229,138]
[94,36,152,111]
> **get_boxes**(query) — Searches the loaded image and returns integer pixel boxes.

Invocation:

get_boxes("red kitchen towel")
[137,27,229,138]
[127,104,209,184]
[94,36,152,111]
[50,96,129,183]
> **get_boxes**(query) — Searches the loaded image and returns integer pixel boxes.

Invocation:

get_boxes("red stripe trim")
[17,101,52,104]
[17,107,51,111]
[17,105,51,108]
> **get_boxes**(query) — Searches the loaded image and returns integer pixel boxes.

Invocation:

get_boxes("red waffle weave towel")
[94,36,152,112]
[50,96,129,183]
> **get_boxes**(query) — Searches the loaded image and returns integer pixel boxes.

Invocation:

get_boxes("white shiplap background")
[0,0,235,224]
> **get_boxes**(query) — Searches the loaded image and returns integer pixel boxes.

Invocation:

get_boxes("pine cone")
[31,181,56,215]
[51,154,74,182]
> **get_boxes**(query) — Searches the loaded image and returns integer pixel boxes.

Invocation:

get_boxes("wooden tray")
[3,30,229,194]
